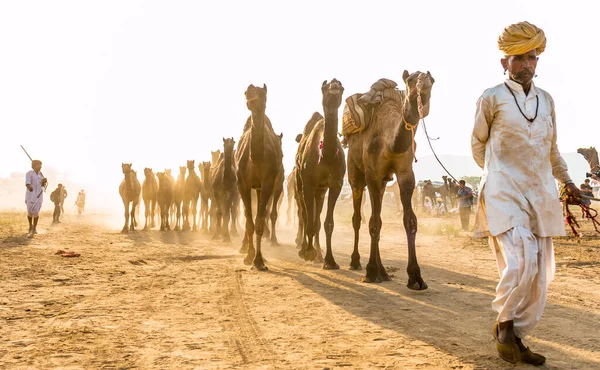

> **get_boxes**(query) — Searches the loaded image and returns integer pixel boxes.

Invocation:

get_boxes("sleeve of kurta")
[25,171,31,186]
[471,95,492,169]
[549,100,572,184]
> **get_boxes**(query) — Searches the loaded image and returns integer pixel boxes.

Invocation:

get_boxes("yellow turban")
[497,21,546,56]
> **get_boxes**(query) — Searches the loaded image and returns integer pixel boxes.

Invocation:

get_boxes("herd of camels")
[119,69,433,288]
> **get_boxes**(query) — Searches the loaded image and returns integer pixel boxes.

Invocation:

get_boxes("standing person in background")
[471,21,581,365]
[75,189,86,215]
[51,184,65,224]
[60,186,68,214]
[457,180,474,231]
[25,160,46,236]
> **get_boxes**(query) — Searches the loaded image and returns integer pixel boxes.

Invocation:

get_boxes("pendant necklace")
[504,82,539,123]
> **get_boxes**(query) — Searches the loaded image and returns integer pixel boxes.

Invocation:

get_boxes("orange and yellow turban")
[498,21,546,56]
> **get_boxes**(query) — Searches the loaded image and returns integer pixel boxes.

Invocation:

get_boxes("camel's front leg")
[192,198,199,231]
[313,188,327,262]
[363,179,388,283]
[398,173,427,290]
[323,183,342,270]
[130,200,138,232]
[122,201,130,233]
[239,186,255,264]
[253,185,272,271]
[349,184,365,270]
[143,199,150,231]
[269,183,283,246]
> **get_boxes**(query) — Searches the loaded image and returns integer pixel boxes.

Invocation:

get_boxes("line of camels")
[119,71,434,288]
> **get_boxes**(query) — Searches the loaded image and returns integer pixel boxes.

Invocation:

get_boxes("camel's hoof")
[271,240,280,247]
[298,248,305,259]
[239,246,248,254]
[223,237,231,243]
[349,263,363,270]
[243,250,255,266]
[211,234,219,240]
[362,275,382,283]
[252,259,268,271]
[304,247,317,262]
[174,226,180,231]
[407,279,428,291]
[323,261,340,270]
[121,228,129,234]
[315,252,324,263]
[143,227,149,231]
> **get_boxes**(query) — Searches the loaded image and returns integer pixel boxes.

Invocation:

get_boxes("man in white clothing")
[471,21,581,365]
[25,160,47,236]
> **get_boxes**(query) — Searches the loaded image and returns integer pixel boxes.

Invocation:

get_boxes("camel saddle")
[342,78,402,137]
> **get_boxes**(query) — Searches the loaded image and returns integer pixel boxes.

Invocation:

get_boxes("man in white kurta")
[25,160,46,235]
[471,21,581,365]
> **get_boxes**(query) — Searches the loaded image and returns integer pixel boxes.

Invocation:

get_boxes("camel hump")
[302,112,323,136]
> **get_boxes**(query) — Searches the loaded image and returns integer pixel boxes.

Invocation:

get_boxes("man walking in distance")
[457,180,473,231]
[471,21,581,365]
[51,183,66,224]
[75,189,86,215]
[25,160,47,236]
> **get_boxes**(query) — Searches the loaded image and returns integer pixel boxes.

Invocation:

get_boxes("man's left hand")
[565,183,582,203]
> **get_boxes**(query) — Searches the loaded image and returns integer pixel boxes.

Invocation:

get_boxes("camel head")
[187,160,195,172]
[144,168,154,178]
[245,84,267,111]
[165,169,172,178]
[321,79,344,111]
[211,150,222,166]
[156,172,164,182]
[179,166,186,176]
[577,146,597,159]
[295,133,303,143]
[122,163,133,175]
[222,137,236,154]
[403,70,435,112]
[201,161,211,173]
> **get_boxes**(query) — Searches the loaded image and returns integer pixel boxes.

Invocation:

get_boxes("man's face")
[32,163,42,172]
[501,49,538,86]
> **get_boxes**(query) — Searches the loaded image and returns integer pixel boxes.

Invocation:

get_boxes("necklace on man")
[504,82,539,123]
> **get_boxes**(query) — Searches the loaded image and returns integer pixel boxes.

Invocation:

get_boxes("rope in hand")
[560,186,600,237]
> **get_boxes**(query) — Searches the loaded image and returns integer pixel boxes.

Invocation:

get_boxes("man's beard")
[511,69,534,84]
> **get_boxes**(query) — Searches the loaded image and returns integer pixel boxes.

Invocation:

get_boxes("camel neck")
[391,95,420,154]
[125,172,134,191]
[322,107,339,161]
[224,150,234,180]
[250,108,266,162]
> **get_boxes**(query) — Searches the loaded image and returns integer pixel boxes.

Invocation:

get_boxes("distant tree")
[460,176,481,191]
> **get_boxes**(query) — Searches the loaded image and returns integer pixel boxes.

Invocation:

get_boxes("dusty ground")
[1,203,599,370]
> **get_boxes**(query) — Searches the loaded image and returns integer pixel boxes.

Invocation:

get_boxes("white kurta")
[471,79,571,238]
[25,170,44,203]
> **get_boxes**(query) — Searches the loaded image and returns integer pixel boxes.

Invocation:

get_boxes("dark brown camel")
[156,172,173,231]
[346,70,434,288]
[119,163,141,233]
[422,179,449,208]
[182,160,202,231]
[443,175,459,208]
[199,161,213,233]
[142,168,158,230]
[295,79,347,269]
[172,166,186,230]
[236,84,284,270]
[211,137,237,242]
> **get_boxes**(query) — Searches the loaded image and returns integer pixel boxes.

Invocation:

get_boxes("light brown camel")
[199,161,213,233]
[119,163,141,233]
[295,79,346,268]
[578,147,599,173]
[156,172,173,231]
[182,160,202,231]
[346,70,434,288]
[211,138,237,242]
[236,84,284,270]
[172,166,186,230]
[142,168,159,230]
[286,167,297,226]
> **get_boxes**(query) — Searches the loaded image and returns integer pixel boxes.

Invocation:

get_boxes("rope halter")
[401,92,425,163]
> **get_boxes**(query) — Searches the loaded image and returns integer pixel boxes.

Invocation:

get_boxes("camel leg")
[363,179,388,283]
[263,195,271,239]
[143,198,150,231]
[230,194,239,237]
[221,192,233,243]
[175,203,182,231]
[253,183,272,271]
[122,201,130,233]
[182,200,190,231]
[270,185,283,246]
[398,174,427,290]
[323,183,342,270]
[300,181,318,262]
[130,200,138,232]
[240,187,255,264]
[395,188,402,214]
[361,195,367,224]
[295,176,306,248]
[313,189,327,262]
[212,194,223,240]
[150,199,156,229]
[192,198,199,231]
[286,192,293,226]
[350,184,365,270]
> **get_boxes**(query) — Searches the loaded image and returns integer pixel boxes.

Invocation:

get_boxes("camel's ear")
[223,137,226,143]
[402,70,410,82]
[295,134,303,143]
[263,83,267,92]
[322,80,328,87]
[129,163,132,167]
[279,133,283,139]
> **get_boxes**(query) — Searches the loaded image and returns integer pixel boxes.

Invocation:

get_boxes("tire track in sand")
[220,269,274,365]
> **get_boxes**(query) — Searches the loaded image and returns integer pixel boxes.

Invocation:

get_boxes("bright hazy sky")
[1,0,597,189]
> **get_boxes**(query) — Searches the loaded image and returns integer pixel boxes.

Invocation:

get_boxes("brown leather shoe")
[493,322,521,364]
[520,347,546,366]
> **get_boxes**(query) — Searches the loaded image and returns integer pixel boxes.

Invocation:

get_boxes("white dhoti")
[489,226,555,338]
[26,201,42,217]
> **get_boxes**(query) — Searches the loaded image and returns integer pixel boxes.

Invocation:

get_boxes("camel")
[286,168,297,226]
[142,168,159,230]
[119,163,141,233]
[172,166,186,230]
[578,147,600,174]
[199,161,213,233]
[236,83,284,271]
[182,160,202,231]
[295,79,347,268]
[156,172,173,231]
[443,175,460,208]
[211,138,237,242]
[345,70,434,288]
[421,179,449,208]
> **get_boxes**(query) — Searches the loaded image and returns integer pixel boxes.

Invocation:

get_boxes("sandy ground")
[1,204,599,370]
